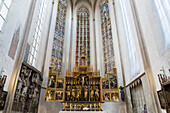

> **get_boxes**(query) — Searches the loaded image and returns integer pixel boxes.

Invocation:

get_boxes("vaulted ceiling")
[74,0,96,6]
[70,0,97,11]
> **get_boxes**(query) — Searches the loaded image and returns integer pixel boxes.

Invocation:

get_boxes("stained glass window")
[50,0,67,76]
[100,0,115,75]
[75,6,90,66]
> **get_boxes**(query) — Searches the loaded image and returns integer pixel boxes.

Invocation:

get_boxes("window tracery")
[75,6,90,66]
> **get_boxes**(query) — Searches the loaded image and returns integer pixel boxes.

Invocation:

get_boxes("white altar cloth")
[59,111,107,113]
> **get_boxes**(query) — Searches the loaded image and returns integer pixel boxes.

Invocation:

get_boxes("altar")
[59,111,107,113]
[45,47,120,111]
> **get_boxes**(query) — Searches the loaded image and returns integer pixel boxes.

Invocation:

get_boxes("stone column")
[61,0,72,76]
[68,2,74,71]
[129,0,162,112]
[92,5,97,71]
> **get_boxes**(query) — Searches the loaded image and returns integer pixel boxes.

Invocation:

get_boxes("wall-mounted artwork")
[8,26,20,59]
[12,62,42,112]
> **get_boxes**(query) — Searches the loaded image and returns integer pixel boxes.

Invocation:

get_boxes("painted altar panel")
[45,68,65,102]
[65,75,101,102]
[101,68,120,102]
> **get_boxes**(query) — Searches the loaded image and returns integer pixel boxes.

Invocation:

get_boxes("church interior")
[0,0,169,113]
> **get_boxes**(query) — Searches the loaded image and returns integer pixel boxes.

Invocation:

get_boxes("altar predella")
[45,48,120,111]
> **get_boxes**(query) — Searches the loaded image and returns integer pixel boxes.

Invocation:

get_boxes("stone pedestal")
[59,111,107,113]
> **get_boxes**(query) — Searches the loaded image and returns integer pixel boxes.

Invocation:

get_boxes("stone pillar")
[92,6,97,71]
[62,0,72,76]
[128,0,162,112]
[68,1,74,71]
[112,0,129,112]
[68,17,74,71]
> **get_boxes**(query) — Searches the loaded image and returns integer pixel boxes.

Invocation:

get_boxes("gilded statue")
[66,90,70,101]
[71,87,76,101]
[90,89,94,101]
[77,78,81,85]
[47,91,52,100]
[84,89,88,101]
[76,87,81,101]
[95,89,99,101]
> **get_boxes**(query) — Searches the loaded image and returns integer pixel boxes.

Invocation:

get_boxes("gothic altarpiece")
[45,48,120,111]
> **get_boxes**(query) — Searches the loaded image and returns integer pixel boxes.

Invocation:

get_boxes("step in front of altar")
[59,111,107,113]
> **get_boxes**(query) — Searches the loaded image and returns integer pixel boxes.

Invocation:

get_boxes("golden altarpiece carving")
[45,49,120,111]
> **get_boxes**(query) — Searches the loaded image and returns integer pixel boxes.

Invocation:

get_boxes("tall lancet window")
[100,0,115,75]
[50,0,67,76]
[120,0,140,78]
[153,0,170,50]
[28,0,47,66]
[75,6,90,66]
